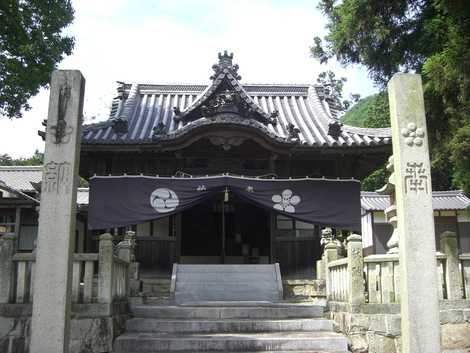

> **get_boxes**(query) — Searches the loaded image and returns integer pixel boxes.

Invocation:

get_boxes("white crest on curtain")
[150,188,179,213]
[272,189,301,213]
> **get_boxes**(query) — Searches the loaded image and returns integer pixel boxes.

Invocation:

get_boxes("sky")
[0,0,378,158]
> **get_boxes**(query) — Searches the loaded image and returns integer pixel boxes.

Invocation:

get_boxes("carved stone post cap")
[440,230,457,239]
[347,233,362,243]
[325,242,339,250]
[125,230,136,238]
[0,234,16,241]
[99,233,113,241]
[116,241,130,249]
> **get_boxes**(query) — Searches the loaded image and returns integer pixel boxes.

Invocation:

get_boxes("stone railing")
[320,230,466,305]
[327,257,348,301]
[363,253,446,303]
[320,234,365,305]
[0,232,137,305]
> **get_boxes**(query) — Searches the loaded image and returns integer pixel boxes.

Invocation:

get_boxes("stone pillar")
[30,70,85,353]
[440,231,463,300]
[117,231,140,296]
[324,241,340,300]
[117,239,132,262]
[98,233,114,303]
[347,234,365,305]
[388,73,441,353]
[316,256,325,280]
[0,234,16,303]
[124,231,140,295]
[324,242,339,263]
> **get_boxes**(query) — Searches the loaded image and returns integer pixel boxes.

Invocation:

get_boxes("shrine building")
[74,51,391,279]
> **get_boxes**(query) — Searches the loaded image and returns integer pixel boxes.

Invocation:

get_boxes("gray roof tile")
[83,84,391,147]
[361,191,470,211]
[82,53,391,148]
[0,166,42,192]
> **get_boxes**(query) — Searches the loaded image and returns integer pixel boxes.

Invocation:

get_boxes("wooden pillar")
[30,70,85,353]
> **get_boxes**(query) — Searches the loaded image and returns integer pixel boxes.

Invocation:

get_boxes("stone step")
[113,332,348,352]
[113,351,348,353]
[173,264,283,303]
[126,318,333,333]
[129,304,324,319]
[175,288,280,303]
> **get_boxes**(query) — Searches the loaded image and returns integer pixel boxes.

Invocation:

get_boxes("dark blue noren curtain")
[88,175,361,232]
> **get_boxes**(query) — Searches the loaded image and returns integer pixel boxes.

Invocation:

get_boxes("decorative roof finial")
[218,50,233,66]
[210,50,241,81]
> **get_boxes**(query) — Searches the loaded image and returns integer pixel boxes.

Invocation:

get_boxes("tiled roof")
[361,191,470,211]
[0,166,42,192]
[0,167,88,206]
[82,53,391,149]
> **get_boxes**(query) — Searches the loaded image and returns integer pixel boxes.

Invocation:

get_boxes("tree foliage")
[312,0,470,194]
[0,150,44,166]
[316,70,360,111]
[0,0,74,118]
[341,92,390,128]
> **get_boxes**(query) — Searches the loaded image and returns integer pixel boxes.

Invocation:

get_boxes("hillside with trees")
[312,0,470,194]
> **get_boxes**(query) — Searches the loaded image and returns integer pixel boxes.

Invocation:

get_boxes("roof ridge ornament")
[328,121,343,139]
[172,51,278,127]
[210,50,241,81]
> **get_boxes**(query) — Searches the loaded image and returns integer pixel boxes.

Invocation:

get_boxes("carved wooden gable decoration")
[173,51,278,126]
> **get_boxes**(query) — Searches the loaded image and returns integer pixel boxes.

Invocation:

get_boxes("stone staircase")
[113,303,348,353]
[172,264,284,303]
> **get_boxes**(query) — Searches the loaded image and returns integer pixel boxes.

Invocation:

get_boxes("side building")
[361,190,470,254]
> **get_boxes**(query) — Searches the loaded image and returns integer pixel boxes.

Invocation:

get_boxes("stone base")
[141,278,171,298]
[329,300,470,353]
[0,303,128,353]
[282,279,326,302]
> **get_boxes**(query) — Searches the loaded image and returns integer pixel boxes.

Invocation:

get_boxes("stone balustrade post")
[117,240,131,263]
[347,234,365,305]
[324,241,340,300]
[324,242,339,262]
[316,255,325,280]
[0,234,16,303]
[98,233,114,303]
[124,231,140,295]
[440,231,463,300]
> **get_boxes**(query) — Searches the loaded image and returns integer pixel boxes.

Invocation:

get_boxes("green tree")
[316,70,360,112]
[0,154,13,166]
[0,150,43,166]
[341,92,389,129]
[312,0,470,194]
[0,0,74,118]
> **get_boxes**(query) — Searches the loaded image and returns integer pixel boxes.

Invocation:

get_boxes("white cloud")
[0,0,377,158]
